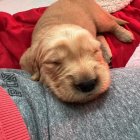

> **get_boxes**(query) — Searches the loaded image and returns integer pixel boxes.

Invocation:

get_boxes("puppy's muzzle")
[75,79,97,93]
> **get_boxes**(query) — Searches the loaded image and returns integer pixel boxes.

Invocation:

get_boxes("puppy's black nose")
[75,79,96,93]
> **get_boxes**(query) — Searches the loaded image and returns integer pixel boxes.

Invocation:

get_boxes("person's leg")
[0,68,140,140]
[0,70,49,140]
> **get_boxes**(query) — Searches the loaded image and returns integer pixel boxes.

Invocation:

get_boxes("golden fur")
[20,0,134,103]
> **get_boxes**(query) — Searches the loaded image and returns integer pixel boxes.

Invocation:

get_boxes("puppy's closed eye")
[43,49,63,68]
[93,48,100,54]
[50,61,61,66]
[88,47,100,56]
[46,59,62,66]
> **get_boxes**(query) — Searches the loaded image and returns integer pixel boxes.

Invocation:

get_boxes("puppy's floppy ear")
[20,47,40,81]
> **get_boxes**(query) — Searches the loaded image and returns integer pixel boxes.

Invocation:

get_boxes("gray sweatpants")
[0,68,140,140]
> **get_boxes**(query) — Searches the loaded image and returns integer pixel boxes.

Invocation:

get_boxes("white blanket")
[0,0,57,14]
[0,0,133,14]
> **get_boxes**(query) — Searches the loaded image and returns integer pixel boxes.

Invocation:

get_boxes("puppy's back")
[33,0,97,37]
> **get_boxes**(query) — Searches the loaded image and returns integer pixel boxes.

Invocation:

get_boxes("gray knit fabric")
[0,68,140,140]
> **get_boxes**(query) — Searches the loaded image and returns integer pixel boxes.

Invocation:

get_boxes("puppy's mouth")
[74,79,98,94]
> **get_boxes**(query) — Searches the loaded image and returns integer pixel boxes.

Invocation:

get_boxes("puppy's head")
[20,25,111,103]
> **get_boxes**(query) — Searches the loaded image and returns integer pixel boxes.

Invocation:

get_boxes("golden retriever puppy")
[20,0,134,103]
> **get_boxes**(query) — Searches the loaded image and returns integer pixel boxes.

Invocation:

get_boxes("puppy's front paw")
[119,29,134,43]
[104,52,112,64]
[100,44,112,64]
[114,26,134,43]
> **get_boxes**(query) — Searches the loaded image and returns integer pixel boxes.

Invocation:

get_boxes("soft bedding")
[0,0,140,69]
[126,43,140,67]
